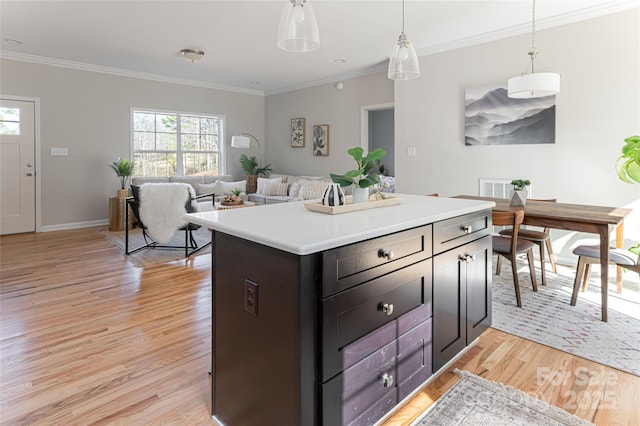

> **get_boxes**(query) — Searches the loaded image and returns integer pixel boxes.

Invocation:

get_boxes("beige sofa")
[247,174,355,205]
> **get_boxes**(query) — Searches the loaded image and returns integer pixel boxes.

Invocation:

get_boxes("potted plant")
[330,147,386,203]
[509,179,530,206]
[616,135,640,184]
[108,158,135,198]
[239,154,272,194]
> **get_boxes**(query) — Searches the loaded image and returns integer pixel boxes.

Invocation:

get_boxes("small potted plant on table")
[239,154,272,194]
[108,158,135,198]
[330,147,386,203]
[510,179,530,206]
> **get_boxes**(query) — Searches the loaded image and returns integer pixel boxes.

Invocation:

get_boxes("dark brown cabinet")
[432,211,492,372]
[210,210,492,426]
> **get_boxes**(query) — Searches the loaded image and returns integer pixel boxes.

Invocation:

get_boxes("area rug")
[491,262,640,376]
[98,227,211,267]
[411,369,593,426]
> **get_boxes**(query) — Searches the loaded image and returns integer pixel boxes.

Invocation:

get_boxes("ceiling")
[1,1,636,95]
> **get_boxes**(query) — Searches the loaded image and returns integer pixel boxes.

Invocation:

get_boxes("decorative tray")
[304,196,403,215]
[221,200,244,206]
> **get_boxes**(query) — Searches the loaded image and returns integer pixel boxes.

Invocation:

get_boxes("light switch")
[407,147,416,157]
[51,147,68,156]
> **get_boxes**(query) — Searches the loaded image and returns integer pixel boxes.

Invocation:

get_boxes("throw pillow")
[289,181,303,199]
[217,180,247,195]
[264,182,290,196]
[298,180,330,200]
[196,182,217,196]
[257,177,283,195]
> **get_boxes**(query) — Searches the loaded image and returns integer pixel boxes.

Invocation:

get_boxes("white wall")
[394,9,640,257]
[1,59,264,229]
[265,73,393,177]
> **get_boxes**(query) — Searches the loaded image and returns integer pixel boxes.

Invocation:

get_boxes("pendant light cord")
[402,0,405,34]
[530,0,537,73]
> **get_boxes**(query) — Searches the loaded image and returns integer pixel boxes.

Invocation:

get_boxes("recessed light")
[180,49,205,62]
[4,38,23,45]
[334,58,347,64]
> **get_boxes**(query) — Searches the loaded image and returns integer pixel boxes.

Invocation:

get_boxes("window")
[132,109,224,177]
[0,107,20,135]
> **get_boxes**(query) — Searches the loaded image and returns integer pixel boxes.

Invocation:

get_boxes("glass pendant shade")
[508,72,560,99]
[277,0,320,53]
[388,33,420,80]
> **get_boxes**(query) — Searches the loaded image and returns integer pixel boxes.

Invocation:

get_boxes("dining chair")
[497,198,558,286]
[570,244,640,308]
[492,210,538,307]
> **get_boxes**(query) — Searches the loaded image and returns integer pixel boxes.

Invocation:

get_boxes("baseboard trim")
[40,219,108,232]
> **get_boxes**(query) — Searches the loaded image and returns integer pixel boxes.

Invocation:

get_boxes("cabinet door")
[432,246,466,372]
[465,237,491,343]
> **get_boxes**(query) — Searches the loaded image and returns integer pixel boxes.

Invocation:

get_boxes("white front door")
[1,99,36,234]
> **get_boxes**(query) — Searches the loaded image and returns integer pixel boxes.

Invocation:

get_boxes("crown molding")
[0,50,265,97]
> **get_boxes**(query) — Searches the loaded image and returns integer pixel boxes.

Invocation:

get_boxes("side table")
[109,196,134,231]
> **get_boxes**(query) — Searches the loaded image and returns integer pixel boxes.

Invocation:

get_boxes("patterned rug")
[491,261,640,376]
[411,369,593,426]
[98,227,211,267]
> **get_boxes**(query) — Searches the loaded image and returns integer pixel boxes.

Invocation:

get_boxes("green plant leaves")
[616,135,640,184]
[331,147,387,188]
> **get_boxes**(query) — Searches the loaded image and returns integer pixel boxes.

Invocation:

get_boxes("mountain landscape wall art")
[465,85,556,145]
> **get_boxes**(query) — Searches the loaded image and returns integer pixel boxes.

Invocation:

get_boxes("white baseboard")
[40,219,108,232]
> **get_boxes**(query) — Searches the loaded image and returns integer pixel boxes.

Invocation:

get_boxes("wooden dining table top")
[453,195,631,231]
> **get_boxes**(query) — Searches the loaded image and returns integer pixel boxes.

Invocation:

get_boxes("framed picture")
[291,118,305,147]
[313,124,329,156]
[464,84,556,145]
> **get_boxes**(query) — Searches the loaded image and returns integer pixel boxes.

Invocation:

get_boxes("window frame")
[130,107,226,177]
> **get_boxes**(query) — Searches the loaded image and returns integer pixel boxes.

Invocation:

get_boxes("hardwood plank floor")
[1,227,638,425]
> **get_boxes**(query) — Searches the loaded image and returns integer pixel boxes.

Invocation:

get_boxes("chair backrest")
[129,185,144,228]
[492,210,525,253]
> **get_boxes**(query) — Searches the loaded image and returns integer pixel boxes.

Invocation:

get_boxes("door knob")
[378,249,395,260]
[378,302,394,316]
[382,373,394,387]
[26,172,33,176]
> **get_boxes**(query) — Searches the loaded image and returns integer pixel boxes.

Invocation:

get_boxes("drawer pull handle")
[378,302,394,316]
[382,373,394,387]
[378,249,395,260]
[462,225,473,233]
[459,254,476,263]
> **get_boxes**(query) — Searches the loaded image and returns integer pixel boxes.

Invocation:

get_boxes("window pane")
[156,133,177,151]
[157,114,177,133]
[201,134,218,151]
[182,134,199,150]
[134,152,177,177]
[0,122,20,135]
[133,112,155,131]
[0,107,20,135]
[184,152,219,176]
[133,131,155,150]
[201,117,217,134]
[181,115,199,134]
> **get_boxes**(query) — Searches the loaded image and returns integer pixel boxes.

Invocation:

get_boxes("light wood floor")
[1,227,638,425]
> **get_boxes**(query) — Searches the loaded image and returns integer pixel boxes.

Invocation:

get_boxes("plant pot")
[510,190,527,206]
[117,188,128,199]
[246,174,258,194]
[352,186,369,204]
[322,183,345,206]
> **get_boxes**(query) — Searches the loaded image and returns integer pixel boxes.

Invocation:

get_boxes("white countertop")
[184,194,495,255]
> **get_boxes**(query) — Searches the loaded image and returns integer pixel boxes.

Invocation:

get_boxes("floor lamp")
[231,133,263,194]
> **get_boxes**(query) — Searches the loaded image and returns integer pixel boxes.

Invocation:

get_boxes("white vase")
[510,190,527,206]
[352,186,369,204]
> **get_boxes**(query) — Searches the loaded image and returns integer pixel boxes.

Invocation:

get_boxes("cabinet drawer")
[397,319,432,400]
[322,340,397,426]
[322,225,432,297]
[322,259,432,381]
[433,210,491,255]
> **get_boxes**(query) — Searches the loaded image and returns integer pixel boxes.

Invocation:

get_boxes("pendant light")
[507,0,560,98]
[277,0,320,53]
[388,0,420,80]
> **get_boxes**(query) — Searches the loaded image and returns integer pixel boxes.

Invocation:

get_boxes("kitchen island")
[185,194,495,426]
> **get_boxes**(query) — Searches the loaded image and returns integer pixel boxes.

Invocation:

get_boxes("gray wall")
[369,109,394,176]
[1,59,264,230]
[394,9,640,257]
[265,73,394,177]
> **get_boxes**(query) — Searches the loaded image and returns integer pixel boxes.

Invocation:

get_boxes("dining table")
[454,195,632,321]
